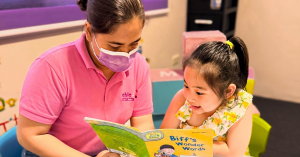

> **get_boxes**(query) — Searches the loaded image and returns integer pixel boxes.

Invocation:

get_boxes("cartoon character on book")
[154,144,178,157]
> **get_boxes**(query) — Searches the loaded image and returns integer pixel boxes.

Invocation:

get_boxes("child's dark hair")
[183,37,249,102]
[77,0,145,34]
[160,144,175,150]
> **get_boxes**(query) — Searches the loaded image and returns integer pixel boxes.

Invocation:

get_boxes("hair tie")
[226,40,233,49]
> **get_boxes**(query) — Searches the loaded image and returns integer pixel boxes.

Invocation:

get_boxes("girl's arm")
[17,114,118,157]
[160,89,186,129]
[213,102,253,157]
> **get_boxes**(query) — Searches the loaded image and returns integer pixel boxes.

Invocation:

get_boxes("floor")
[253,96,300,157]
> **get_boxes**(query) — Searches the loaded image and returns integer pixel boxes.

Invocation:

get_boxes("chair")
[0,126,24,157]
[245,67,255,95]
[249,115,272,157]
[245,67,261,116]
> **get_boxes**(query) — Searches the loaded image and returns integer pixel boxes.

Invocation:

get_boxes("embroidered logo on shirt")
[122,91,137,101]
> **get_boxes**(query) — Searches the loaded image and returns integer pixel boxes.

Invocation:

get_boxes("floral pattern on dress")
[175,90,253,156]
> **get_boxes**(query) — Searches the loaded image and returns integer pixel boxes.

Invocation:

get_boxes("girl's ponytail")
[229,37,249,89]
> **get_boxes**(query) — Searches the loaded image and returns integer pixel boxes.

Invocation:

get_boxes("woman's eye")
[110,45,119,50]
[131,43,139,47]
[184,85,189,88]
[196,92,203,95]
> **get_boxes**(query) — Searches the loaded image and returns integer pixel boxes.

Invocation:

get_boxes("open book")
[84,117,214,157]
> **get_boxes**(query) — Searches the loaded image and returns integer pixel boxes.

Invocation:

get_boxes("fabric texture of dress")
[175,90,253,156]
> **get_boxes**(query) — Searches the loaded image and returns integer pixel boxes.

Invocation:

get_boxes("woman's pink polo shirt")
[19,33,153,155]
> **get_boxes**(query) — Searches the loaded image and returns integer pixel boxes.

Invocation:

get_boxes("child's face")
[161,148,175,155]
[183,66,223,115]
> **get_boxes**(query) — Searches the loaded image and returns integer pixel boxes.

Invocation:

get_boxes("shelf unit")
[186,0,239,39]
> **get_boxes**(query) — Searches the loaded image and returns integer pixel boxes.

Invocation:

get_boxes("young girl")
[160,37,253,157]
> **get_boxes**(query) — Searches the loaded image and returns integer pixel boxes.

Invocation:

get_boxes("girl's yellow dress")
[175,90,252,156]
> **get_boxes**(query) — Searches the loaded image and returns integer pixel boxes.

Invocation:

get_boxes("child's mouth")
[190,105,201,110]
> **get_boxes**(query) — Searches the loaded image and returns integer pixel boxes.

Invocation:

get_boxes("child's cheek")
[182,88,189,99]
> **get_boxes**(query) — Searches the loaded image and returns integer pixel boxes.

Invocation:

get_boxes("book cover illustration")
[84,117,214,157]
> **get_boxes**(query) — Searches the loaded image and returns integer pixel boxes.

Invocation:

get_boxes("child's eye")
[184,85,189,88]
[196,92,203,95]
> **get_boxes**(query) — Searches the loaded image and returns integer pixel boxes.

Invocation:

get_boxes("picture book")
[84,117,214,157]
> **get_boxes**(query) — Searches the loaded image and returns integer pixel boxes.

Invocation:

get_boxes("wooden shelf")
[225,7,237,14]
[187,0,239,36]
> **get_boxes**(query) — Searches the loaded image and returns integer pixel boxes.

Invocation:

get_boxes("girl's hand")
[96,150,121,157]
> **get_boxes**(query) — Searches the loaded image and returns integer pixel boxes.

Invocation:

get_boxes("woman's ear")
[225,84,236,99]
[85,21,93,42]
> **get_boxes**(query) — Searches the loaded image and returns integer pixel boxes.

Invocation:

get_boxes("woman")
[17,0,154,157]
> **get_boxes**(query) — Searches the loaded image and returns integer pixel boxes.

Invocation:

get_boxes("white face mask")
[90,34,138,72]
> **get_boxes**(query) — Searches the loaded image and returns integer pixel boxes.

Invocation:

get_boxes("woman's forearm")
[19,133,91,157]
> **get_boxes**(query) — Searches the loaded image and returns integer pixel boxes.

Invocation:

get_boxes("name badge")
[122,91,137,101]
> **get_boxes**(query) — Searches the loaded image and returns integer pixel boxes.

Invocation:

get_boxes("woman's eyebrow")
[108,41,123,45]
[108,37,141,45]
[132,37,141,43]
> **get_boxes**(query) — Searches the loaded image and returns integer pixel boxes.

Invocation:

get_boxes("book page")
[142,129,214,157]
[85,117,150,157]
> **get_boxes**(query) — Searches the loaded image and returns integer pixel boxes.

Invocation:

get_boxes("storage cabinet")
[187,0,239,39]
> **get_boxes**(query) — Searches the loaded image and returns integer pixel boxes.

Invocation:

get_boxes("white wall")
[235,0,300,103]
[142,0,187,69]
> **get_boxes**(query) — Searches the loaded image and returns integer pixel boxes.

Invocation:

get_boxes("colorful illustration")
[85,117,214,157]
[0,96,19,135]
[154,144,177,157]
[0,97,17,112]
[0,97,5,111]
[0,114,18,133]
[6,98,17,107]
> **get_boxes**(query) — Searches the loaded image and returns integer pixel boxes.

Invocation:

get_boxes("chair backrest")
[245,67,255,95]
[0,126,24,157]
[249,115,271,157]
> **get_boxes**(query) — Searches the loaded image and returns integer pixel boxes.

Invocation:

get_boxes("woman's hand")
[96,150,121,157]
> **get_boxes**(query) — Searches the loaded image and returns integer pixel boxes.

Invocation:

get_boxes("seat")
[249,115,272,157]
[0,126,24,157]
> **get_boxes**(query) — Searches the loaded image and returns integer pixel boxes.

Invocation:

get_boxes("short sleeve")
[131,56,153,117]
[19,58,67,124]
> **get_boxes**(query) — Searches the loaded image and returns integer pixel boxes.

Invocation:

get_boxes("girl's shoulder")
[176,89,253,138]
[171,89,187,109]
[166,89,187,118]
[174,90,191,122]
[207,90,253,137]
[223,90,253,111]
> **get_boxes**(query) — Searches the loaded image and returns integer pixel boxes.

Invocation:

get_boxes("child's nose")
[187,95,196,103]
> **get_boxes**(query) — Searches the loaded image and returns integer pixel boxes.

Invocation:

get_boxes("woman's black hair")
[182,37,249,102]
[77,0,145,34]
